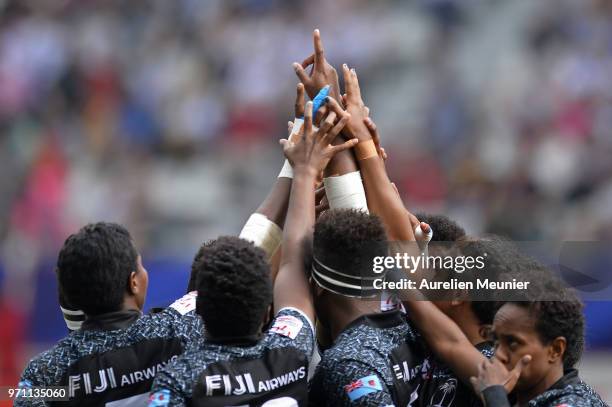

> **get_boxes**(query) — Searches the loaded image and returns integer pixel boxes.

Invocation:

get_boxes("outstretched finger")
[293,62,310,85]
[324,96,348,118]
[364,117,382,157]
[350,68,363,100]
[324,114,350,145]
[304,101,314,137]
[319,111,337,135]
[329,138,358,156]
[295,83,305,118]
[301,54,315,69]
[288,121,294,134]
[342,64,353,97]
[313,29,325,67]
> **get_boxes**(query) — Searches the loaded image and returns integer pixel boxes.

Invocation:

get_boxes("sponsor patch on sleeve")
[148,389,170,406]
[169,291,197,315]
[269,314,304,340]
[344,375,383,402]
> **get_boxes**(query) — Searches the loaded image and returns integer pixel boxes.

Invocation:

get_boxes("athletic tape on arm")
[239,213,283,259]
[323,171,369,212]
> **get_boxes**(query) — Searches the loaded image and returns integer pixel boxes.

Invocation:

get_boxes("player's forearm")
[281,168,316,260]
[324,141,358,178]
[253,177,292,228]
[401,298,485,383]
[274,168,317,315]
[358,156,413,240]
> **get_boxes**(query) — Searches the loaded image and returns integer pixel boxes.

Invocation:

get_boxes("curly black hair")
[415,212,466,243]
[313,209,388,278]
[187,240,215,293]
[57,222,138,315]
[194,236,272,338]
[509,274,585,368]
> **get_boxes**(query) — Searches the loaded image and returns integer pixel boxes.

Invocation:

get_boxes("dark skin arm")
[342,64,418,241]
[342,65,493,387]
[274,100,357,320]
[253,84,307,228]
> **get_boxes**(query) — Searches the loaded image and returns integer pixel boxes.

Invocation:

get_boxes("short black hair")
[509,275,585,368]
[415,212,466,243]
[194,236,272,338]
[187,240,215,293]
[313,209,388,278]
[57,222,138,315]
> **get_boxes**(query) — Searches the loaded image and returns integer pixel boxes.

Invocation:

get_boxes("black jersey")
[308,311,433,407]
[417,341,494,407]
[16,292,202,407]
[148,307,315,407]
[482,369,608,407]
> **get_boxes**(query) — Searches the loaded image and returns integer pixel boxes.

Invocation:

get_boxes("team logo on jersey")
[344,375,383,402]
[148,389,170,406]
[270,315,303,339]
[169,291,197,315]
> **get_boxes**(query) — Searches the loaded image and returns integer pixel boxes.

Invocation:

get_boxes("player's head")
[430,236,531,334]
[57,222,147,316]
[493,274,584,394]
[310,209,388,325]
[194,236,272,339]
[415,212,466,243]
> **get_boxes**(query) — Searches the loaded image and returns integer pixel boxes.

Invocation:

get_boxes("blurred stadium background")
[0,0,610,402]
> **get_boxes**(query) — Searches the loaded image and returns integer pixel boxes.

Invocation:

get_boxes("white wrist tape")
[323,171,369,212]
[239,213,283,259]
[415,224,433,254]
[278,159,293,179]
[277,118,304,179]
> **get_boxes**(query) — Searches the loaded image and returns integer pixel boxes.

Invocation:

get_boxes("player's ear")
[478,324,493,341]
[128,271,139,296]
[548,336,566,364]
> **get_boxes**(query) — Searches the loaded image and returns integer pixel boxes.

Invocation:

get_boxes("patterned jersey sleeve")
[265,307,315,360]
[149,292,204,350]
[316,359,394,407]
[14,362,50,407]
[148,363,188,407]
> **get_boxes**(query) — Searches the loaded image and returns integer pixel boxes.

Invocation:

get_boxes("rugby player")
[148,98,356,406]
[307,64,434,406]
[17,223,203,406]
[470,274,607,407]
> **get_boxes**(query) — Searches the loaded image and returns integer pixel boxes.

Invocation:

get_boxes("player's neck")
[328,298,379,342]
[121,295,142,313]
[517,365,564,406]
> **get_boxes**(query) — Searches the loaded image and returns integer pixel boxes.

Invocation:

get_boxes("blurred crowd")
[0,0,612,383]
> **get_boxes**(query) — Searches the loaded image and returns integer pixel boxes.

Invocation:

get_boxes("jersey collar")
[81,309,142,331]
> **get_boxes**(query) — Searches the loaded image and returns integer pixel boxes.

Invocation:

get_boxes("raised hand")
[293,29,341,103]
[341,63,372,142]
[280,100,356,176]
[470,355,532,400]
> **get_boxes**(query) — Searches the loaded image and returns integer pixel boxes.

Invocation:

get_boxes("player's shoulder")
[138,292,203,338]
[21,333,84,385]
[530,381,608,407]
[264,307,315,354]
